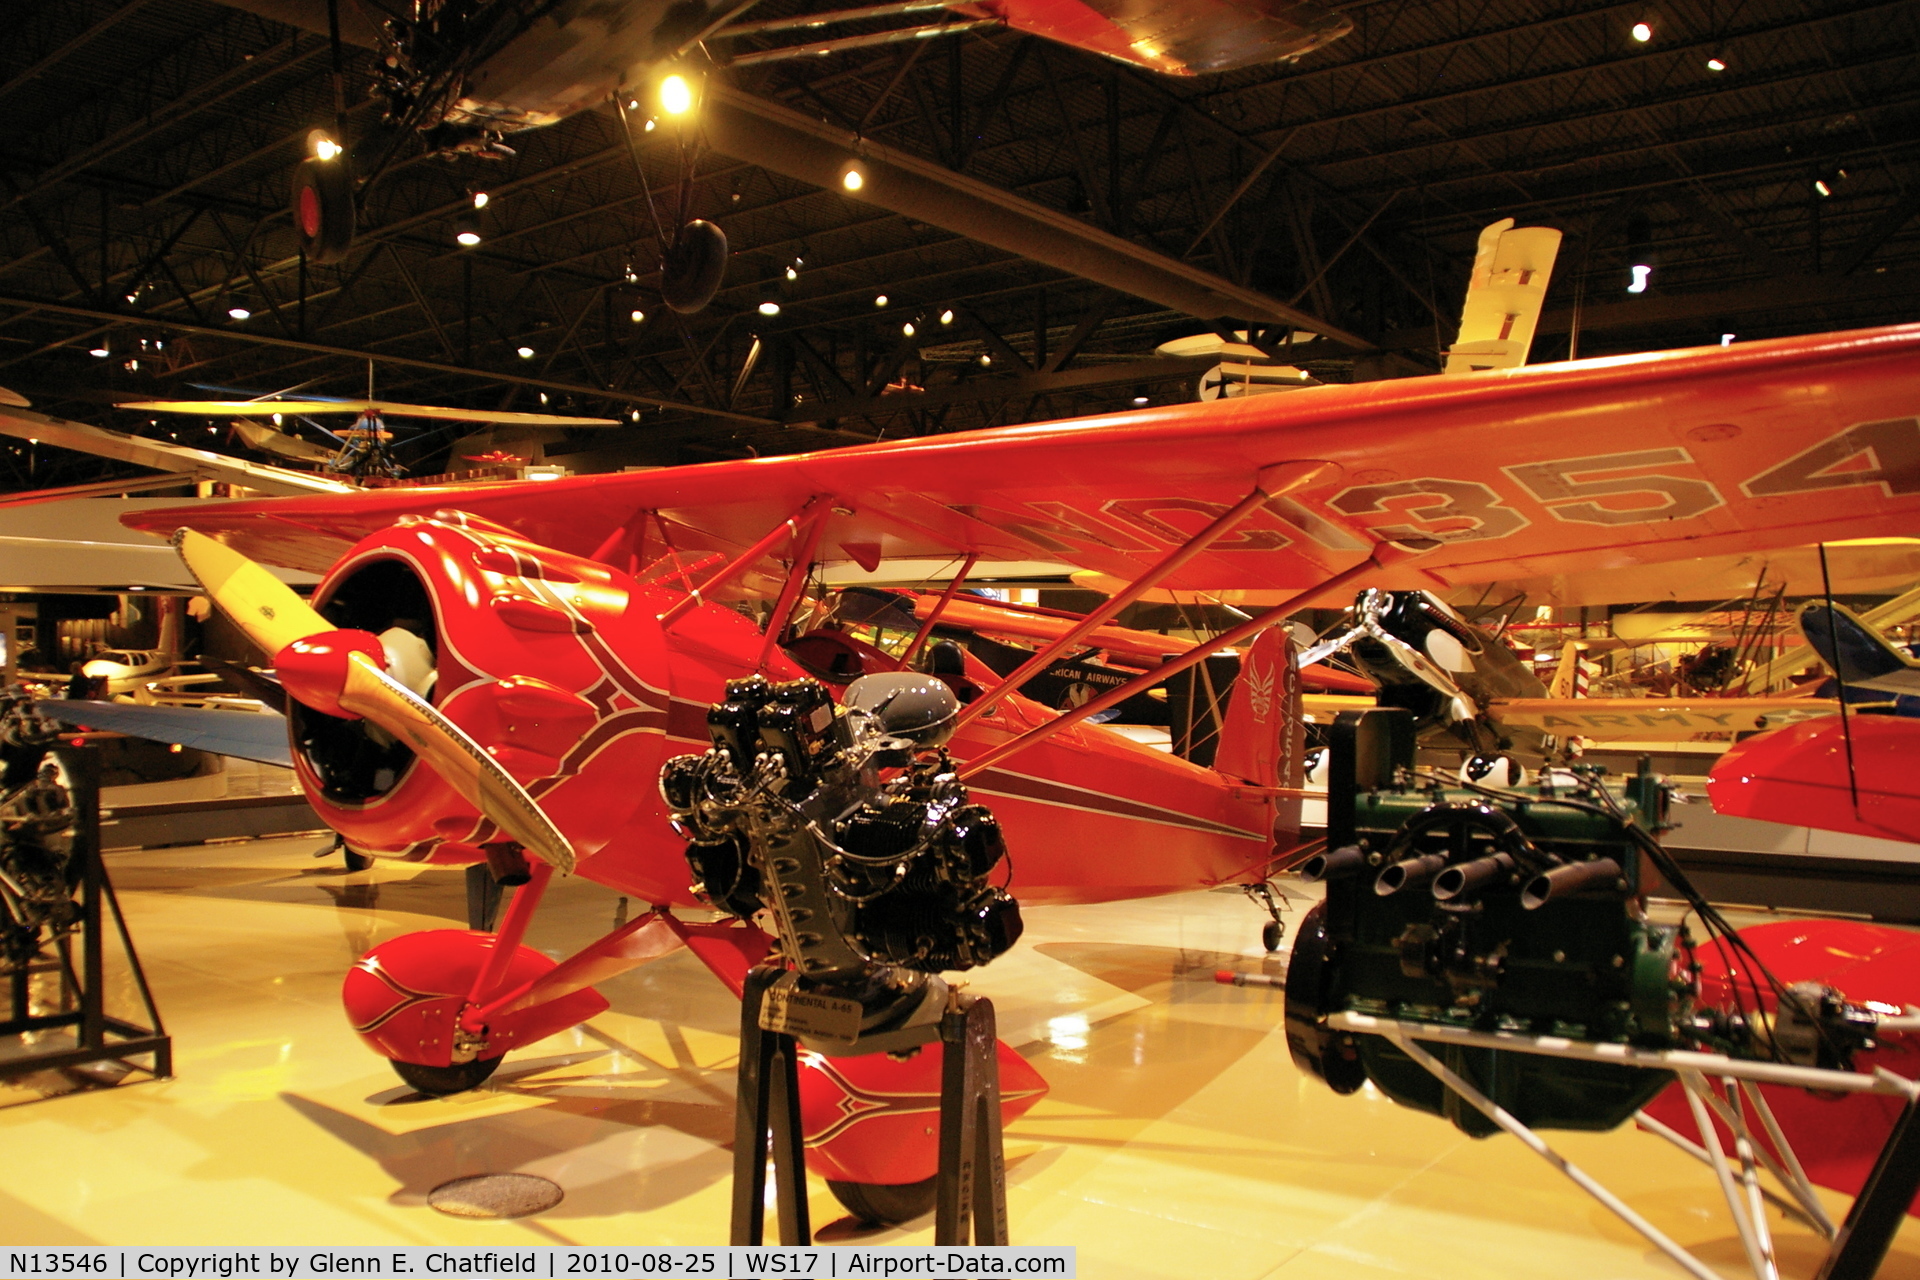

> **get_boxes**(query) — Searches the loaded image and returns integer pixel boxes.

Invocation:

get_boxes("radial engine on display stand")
[661,671,1023,1243]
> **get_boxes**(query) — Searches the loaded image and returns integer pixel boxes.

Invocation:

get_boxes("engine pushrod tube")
[659,496,826,627]
[957,541,1409,780]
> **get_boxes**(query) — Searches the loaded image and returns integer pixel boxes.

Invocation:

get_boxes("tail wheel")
[826,1176,937,1226]
[291,156,355,264]
[343,846,375,872]
[1262,918,1284,952]
[392,1055,501,1096]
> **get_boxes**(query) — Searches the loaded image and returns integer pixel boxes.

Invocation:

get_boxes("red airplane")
[126,322,1920,1224]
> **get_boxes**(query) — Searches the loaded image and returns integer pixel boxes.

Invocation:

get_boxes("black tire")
[291,156,355,264]
[1262,919,1284,952]
[661,219,728,314]
[826,1176,938,1226]
[392,1055,501,1096]
[343,847,375,872]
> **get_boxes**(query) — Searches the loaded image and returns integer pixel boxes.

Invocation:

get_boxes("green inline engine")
[1285,708,1692,1136]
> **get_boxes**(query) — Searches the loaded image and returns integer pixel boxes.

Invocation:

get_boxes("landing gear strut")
[1243,882,1289,952]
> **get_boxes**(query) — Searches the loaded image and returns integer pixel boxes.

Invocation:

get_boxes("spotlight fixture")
[271,412,283,425]
[840,161,867,192]
[630,409,642,422]
[630,308,646,323]
[902,322,916,337]
[539,392,549,406]
[454,213,482,246]
[308,129,342,161]
[1721,334,1735,346]
[939,309,954,325]
[785,266,798,281]
[227,306,251,320]
[979,354,992,367]
[1627,263,1652,293]
[758,301,782,316]
[874,294,888,307]
[1130,387,1150,406]
[1814,178,1832,197]
[517,345,536,359]
[89,345,110,358]
[472,191,490,209]
[1631,20,1652,41]
[660,74,693,116]
[644,118,657,133]
[1706,55,1726,71]
[456,230,481,246]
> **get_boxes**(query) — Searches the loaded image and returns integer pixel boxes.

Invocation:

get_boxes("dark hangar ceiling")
[0,0,1915,488]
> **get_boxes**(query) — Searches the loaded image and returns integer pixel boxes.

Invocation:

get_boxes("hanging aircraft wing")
[0,403,353,497]
[35,700,293,769]
[122,325,1920,593]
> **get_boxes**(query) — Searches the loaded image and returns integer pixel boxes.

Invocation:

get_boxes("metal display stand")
[1327,1011,1920,1280]
[731,963,1010,1245]
[0,746,170,1087]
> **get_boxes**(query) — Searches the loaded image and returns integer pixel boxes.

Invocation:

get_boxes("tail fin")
[1216,626,1305,794]
[1798,600,1920,694]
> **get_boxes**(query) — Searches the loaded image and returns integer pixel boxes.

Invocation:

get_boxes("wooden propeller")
[174,528,575,874]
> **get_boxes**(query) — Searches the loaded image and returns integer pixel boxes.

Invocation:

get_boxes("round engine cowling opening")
[292,558,438,806]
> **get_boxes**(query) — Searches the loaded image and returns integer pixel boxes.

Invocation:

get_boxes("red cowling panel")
[798,1042,1049,1185]
[1640,920,1920,1214]
[342,928,608,1068]
[1707,714,1920,844]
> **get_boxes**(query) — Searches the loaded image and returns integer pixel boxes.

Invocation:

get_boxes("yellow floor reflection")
[0,834,1910,1277]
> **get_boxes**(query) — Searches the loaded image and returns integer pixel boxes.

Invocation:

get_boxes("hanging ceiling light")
[1631,20,1652,41]
[227,306,251,320]
[841,161,867,192]
[1627,263,1652,293]
[517,345,536,359]
[758,301,782,316]
[630,308,646,324]
[660,74,694,116]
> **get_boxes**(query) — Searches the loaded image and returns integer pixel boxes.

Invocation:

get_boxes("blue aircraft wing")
[36,700,293,768]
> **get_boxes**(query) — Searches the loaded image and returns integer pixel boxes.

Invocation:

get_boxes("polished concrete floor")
[0,835,1913,1278]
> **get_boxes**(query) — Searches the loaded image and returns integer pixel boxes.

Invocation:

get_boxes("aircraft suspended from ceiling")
[221,0,1352,314]
[118,390,619,481]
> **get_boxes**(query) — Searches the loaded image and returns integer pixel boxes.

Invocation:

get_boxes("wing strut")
[755,505,832,671]
[952,461,1334,732]
[957,541,1416,781]
[658,496,826,627]
[901,553,980,666]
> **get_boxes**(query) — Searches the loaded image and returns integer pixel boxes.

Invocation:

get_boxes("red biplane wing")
[125,326,1920,592]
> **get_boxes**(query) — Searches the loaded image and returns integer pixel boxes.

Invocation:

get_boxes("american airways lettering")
[946,420,1920,557]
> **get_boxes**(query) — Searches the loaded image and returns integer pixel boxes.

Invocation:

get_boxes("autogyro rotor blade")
[173,528,575,873]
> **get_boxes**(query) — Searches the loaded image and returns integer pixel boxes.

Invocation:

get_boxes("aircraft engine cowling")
[288,509,701,891]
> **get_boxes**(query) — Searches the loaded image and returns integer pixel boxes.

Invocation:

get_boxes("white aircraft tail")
[1444,218,1562,374]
